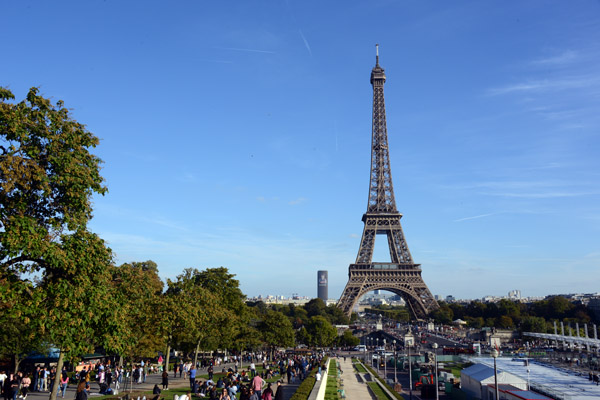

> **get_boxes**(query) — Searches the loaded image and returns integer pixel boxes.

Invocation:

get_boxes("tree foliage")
[429,298,596,332]
[305,315,337,347]
[0,88,124,400]
[259,309,295,349]
[113,260,164,359]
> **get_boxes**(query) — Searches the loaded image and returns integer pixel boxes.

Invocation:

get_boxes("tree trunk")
[165,344,171,372]
[48,349,64,400]
[193,341,200,369]
[119,355,124,368]
[12,354,21,375]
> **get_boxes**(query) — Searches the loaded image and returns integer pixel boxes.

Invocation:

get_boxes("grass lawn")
[367,382,393,400]
[353,363,367,373]
[323,359,340,400]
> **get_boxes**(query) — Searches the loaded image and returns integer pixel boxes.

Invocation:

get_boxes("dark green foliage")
[337,329,360,347]
[428,298,596,332]
[365,305,410,322]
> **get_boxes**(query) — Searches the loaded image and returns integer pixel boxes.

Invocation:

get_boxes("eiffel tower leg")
[337,274,365,316]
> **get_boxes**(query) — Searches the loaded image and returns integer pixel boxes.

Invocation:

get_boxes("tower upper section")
[367,45,398,214]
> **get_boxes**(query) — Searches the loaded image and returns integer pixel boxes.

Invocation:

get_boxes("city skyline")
[3,1,600,300]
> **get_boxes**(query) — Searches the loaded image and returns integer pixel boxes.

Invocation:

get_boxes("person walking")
[161,370,169,390]
[59,371,69,398]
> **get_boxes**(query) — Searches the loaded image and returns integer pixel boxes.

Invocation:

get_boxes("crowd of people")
[1,366,81,400]
[0,351,327,400]
[156,352,325,400]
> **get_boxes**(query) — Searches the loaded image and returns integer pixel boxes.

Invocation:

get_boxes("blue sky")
[3,1,600,300]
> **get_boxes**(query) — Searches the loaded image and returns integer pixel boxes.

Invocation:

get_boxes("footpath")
[335,357,376,400]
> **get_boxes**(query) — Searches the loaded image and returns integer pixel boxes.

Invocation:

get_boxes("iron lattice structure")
[338,47,439,320]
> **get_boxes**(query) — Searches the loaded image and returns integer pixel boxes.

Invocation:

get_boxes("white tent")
[461,363,527,400]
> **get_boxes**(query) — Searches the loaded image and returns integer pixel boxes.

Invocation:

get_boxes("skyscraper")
[317,270,328,301]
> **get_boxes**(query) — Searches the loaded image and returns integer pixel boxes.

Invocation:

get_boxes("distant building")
[508,290,522,300]
[446,295,456,302]
[317,270,328,301]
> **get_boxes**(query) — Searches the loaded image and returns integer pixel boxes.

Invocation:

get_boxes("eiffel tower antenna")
[337,46,439,320]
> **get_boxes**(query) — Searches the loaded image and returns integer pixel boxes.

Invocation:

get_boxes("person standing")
[250,374,264,398]
[261,383,273,400]
[274,381,284,400]
[9,373,20,400]
[30,369,38,393]
[161,370,169,390]
[188,366,196,391]
[41,368,48,392]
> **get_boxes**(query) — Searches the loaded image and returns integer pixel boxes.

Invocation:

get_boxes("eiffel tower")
[338,45,439,320]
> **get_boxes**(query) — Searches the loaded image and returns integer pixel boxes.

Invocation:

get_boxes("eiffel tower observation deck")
[338,45,439,320]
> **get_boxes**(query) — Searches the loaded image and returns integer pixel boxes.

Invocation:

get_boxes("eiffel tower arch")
[338,46,439,320]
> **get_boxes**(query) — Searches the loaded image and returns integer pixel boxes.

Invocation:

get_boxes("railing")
[349,263,421,271]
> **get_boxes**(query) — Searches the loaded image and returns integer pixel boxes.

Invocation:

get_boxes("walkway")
[336,356,376,400]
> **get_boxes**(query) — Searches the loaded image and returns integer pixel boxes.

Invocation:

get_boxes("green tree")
[325,304,350,325]
[113,260,164,360]
[0,279,47,372]
[431,303,454,324]
[194,267,248,351]
[466,317,485,329]
[165,268,219,367]
[0,87,107,273]
[337,330,360,347]
[259,310,295,357]
[519,316,548,333]
[498,315,515,329]
[0,87,125,400]
[306,315,337,347]
[304,298,327,318]
[296,326,311,346]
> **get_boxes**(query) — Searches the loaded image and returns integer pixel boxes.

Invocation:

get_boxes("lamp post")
[393,339,397,384]
[376,338,380,373]
[369,337,373,367]
[491,348,500,400]
[527,368,530,391]
[384,339,387,381]
[404,325,414,400]
[432,342,439,400]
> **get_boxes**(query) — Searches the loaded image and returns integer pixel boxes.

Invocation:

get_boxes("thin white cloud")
[298,30,312,56]
[487,76,598,96]
[288,197,307,205]
[531,50,578,66]
[453,213,494,222]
